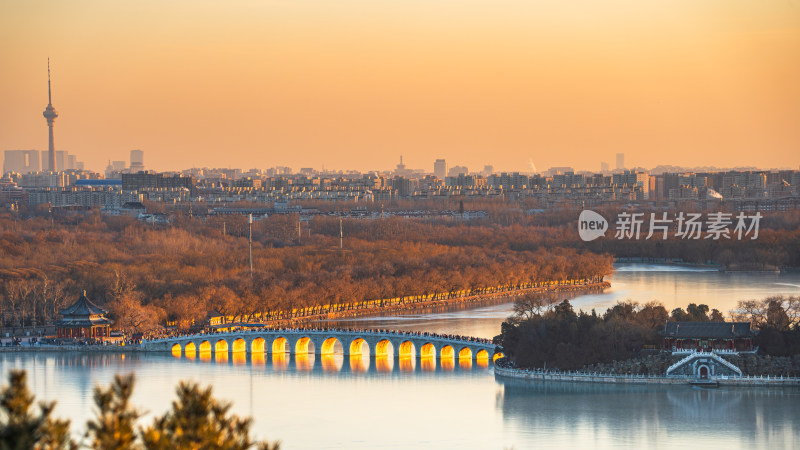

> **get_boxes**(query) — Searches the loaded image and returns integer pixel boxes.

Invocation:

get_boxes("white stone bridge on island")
[144,328,503,363]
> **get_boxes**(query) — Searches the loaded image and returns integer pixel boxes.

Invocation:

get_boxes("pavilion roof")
[662,321,754,339]
[58,291,109,317]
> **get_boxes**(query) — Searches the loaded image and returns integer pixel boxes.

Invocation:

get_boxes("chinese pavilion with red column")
[55,291,114,340]
[662,321,756,353]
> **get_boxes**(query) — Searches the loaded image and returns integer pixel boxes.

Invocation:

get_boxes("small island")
[494,294,800,386]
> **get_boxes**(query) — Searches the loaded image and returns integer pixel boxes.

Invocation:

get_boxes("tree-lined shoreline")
[0,212,614,335]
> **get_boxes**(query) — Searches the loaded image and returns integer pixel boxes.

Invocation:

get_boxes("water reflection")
[3,352,795,450]
[182,352,481,376]
[349,354,369,373]
[375,355,393,373]
[399,356,416,372]
[295,352,314,372]
[151,350,485,376]
[4,350,449,376]
[272,352,288,371]
[496,378,800,448]
[215,351,228,365]
[232,351,246,366]
[321,353,343,372]
[251,352,266,367]
[440,356,454,372]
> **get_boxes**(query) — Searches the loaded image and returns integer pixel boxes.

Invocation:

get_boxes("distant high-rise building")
[616,153,625,170]
[601,162,609,173]
[448,165,468,177]
[130,149,144,172]
[434,159,447,179]
[106,160,127,178]
[482,165,494,176]
[42,59,59,172]
[3,150,40,174]
[56,150,70,171]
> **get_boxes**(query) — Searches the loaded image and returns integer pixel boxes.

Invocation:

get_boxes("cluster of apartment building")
[2,162,800,213]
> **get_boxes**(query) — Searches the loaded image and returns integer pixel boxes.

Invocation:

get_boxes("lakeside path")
[259,281,611,327]
[494,365,800,387]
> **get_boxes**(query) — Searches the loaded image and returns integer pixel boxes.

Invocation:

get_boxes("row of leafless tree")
[0,211,614,334]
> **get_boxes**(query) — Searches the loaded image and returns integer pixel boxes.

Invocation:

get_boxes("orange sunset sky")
[1,0,798,173]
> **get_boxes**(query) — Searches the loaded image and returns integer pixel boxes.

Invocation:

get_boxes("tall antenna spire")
[43,58,59,172]
[47,57,52,105]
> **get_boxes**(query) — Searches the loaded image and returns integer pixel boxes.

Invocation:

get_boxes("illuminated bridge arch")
[215,339,229,353]
[398,341,416,358]
[349,338,369,356]
[295,336,315,354]
[251,337,266,353]
[185,342,197,357]
[232,338,247,353]
[375,339,394,358]
[420,343,436,359]
[321,337,343,355]
[272,337,288,354]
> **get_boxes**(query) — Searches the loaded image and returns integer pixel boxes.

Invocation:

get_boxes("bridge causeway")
[144,328,502,362]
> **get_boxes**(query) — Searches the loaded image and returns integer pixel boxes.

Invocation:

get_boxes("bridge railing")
[495,365,800,384]
[665,351,742,376]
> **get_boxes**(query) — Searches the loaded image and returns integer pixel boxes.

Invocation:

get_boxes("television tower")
[42,58,58,172]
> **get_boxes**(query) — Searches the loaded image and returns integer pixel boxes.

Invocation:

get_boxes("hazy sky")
[1,1,798,173]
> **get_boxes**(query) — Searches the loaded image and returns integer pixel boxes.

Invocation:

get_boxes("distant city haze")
[1,1,798,173]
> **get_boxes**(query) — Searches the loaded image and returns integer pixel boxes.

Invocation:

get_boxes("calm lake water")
[2,264,799,449]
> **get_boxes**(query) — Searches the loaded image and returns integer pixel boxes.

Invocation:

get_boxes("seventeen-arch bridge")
[144,327,502,363]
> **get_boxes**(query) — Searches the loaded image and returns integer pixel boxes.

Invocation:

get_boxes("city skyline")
[1,1,798,173]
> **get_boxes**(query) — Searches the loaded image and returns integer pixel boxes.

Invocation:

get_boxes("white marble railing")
[671,348,741,355]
